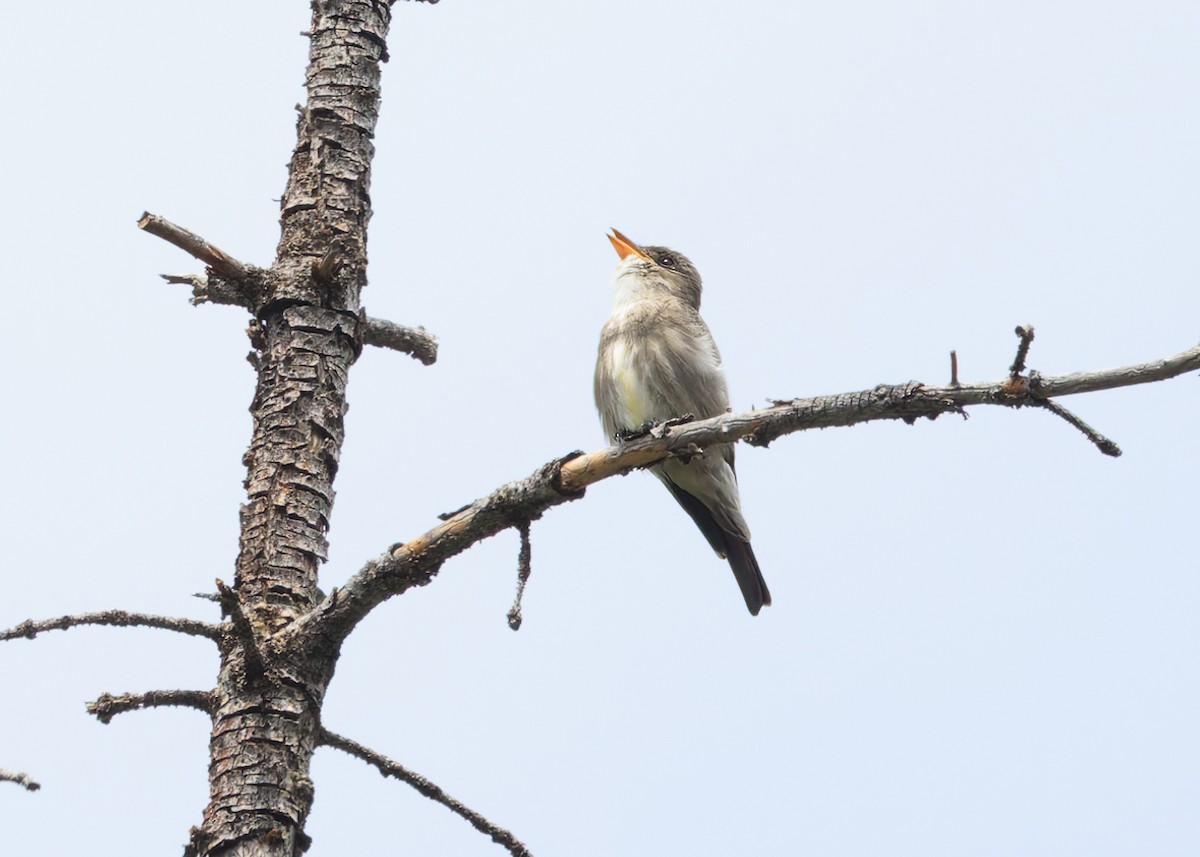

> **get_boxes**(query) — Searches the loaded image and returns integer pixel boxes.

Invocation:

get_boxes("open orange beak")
[608,228,651,261]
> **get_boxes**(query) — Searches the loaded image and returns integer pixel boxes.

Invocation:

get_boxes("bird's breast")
[602,334,654,428]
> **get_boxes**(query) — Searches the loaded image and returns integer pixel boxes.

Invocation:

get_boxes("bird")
[594,228,771,615]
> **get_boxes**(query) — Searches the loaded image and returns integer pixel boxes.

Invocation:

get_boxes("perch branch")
[87,690,215,725]
[289,337,1200,644]
[319,728,531,857]
[0,770,40,792]
[1,610,222,643]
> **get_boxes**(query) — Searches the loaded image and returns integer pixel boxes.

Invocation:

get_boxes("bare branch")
[361,316,439,364]
[1,610,222,643]
[286,336,1200,643]
[746,339,1200,448]
[0,770,41,792]
[138,212,255,280]
[87,690,215,725]
[319,728,532,857]
[1009,342,1200,398]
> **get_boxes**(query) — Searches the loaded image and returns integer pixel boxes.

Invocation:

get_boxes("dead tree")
[4,1,1199,855]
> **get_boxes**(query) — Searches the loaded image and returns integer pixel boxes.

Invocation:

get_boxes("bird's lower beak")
[608,228,651,261]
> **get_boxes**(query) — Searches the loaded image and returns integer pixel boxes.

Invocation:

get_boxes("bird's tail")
[657,473,772,616]
[725,537,771,616]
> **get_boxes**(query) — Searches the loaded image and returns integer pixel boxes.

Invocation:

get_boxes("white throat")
[611,261,660,311]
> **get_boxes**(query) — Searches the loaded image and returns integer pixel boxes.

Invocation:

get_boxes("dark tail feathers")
[660,477,772,615]
[724,537,771,616]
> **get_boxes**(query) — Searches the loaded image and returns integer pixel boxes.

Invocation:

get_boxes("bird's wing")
[647,309,731,421]
[656,452,751,542]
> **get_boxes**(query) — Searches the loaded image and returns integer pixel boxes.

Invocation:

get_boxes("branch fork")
[994,325,1122,457]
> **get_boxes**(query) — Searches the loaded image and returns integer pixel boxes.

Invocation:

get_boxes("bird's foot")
[650,414,696,440]
[658,413,695,430]
[615,420,657,442]
[615,414,695,443]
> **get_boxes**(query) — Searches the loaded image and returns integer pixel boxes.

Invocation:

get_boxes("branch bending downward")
[87,690,215,725]
[1,610,222,643]
[0,770,41,792]
[319,728,532,857]
[286,336,1200,645]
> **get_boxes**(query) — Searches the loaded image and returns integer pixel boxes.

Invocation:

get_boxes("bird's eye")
[659,255,676,268]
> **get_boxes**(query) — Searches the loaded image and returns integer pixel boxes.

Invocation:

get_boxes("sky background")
[2,1,1198,854]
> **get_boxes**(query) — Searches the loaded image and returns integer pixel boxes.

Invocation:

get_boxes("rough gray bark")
[192,2,392,854]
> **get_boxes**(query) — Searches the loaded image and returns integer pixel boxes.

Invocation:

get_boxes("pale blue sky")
[2,2,1198,854]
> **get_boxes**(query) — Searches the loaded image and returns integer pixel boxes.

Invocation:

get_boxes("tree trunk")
[192,2,391,853]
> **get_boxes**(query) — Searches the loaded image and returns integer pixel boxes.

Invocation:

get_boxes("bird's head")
[607,228,703,311]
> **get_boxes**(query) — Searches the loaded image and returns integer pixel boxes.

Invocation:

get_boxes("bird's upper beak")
[608,228,651,262]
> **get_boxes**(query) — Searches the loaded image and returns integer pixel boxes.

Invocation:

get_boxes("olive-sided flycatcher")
[594,229,771,615]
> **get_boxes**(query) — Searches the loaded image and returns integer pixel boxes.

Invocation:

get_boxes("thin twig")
[949,350,959,386]
[87,690,215,725]
[215,579,266,681]
[138,212,253,280]
[1010,324,1036,377]
[0,770,41,792]
[1031,385,1122,457]
[319,728,532,857]
[361,316,439,365]
[1,610,222,643]
[507,521,533,631]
